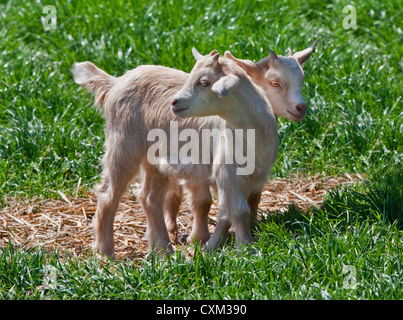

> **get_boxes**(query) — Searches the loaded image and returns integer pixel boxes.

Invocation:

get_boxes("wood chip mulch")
[0,173,364,259]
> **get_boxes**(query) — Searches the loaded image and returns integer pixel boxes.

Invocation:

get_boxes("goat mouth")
[287,110,305,121]
[172,106,189,114]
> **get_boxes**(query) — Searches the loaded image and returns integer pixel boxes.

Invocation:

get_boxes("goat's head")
[171,48,242,119]
[224,41,316,122]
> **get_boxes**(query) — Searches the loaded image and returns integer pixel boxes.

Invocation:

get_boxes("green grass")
[0,0,401,199]
[1,170,402,299]
[0,0,402,300]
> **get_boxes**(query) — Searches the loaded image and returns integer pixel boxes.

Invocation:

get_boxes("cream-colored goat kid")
[72,44,315,256]
[171,52,279,250]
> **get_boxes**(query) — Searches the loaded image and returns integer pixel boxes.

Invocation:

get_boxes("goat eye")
[271,81,280,87]
[198,80,209,87]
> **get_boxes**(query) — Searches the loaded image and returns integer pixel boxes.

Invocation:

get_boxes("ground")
[0,174,363,260]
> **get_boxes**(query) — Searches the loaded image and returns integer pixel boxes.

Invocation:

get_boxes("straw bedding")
[0,174,363,259]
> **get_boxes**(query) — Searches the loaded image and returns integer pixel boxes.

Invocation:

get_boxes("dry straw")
[0,174,363,259]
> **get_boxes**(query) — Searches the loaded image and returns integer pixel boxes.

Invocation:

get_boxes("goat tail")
[71,61,115,110]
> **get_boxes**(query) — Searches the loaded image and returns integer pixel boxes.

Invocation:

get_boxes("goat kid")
[171,52,279,250]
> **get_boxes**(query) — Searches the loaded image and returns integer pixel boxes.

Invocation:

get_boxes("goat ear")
[192,47,204,61]
[254,49,278,70]
[211,74,239,98]
[212,52,220,63]
[269,49,278,61]
[225,51,258,76]
[192,48,220,61]
[293,40,317,65]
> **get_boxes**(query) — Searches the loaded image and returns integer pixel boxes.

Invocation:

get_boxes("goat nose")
[171,99,178,106]
[296,103,307,113]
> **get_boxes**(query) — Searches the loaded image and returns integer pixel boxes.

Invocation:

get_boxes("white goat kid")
[171,52,280,250]
[73,59,230,257]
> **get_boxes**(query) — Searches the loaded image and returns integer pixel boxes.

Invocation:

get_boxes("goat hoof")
[178,233,190,244]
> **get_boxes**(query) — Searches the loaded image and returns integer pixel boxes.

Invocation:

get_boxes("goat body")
[73,63,222,255]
